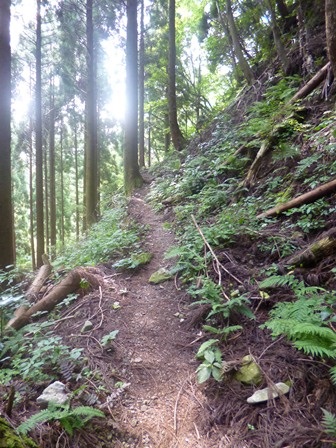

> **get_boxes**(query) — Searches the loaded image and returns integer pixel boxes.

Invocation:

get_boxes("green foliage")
[17,403,105,436]
[100,330,119,347]
[54,196,142,269]
[261,275,336,359]
[283,199,335,233]
[321,408,336,438]
[189,277,254,321]
[0,322,82,384]
[195,339,223,383]
[203,324,242,340]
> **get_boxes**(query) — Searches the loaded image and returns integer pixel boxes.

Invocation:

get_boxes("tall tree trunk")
[60,122,65,246]
[124,0,143,195]
[74,114,80,241]
[168,0,186,151]
[266,0,290,74]
[49,77,56,256]
[85,0,98,227]
[0,0,14,269]
[35,0,44,268]
[325,0,336,78]
[216,0,238,82]
[148,109,151,167]
[225,0,254,85]
[138,0,145,167]
[29,113,36,270]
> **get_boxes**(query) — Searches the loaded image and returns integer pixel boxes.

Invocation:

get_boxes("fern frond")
[259,275,297,290]
[293,338,336,358]
[290,323,336,343]
[17,409,54,435]
[322,408,336,437]
[329,366,336,386]
[70,405,105,420]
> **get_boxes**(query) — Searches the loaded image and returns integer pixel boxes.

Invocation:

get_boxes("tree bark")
[286,228,336,267]
[6,268,100,331]
[124,0,143,195]
[225,0,254,85]
[138,0,145,167]
[266,0,291,74]
[0,0,14,269]
[168,0,186,151]
[257,178,336,219]
[35,0,45,268]
[49,76,56,256]
[291,62,331,102]
[26,254,52,303]
[325,0,336,79]
[85,0,99,227]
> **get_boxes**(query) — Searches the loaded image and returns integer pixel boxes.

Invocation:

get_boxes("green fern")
[330,366,336,386]
[322,408,336,437]
[17,404,105,436]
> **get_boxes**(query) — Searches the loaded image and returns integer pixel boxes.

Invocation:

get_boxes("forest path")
[106,182,224,448]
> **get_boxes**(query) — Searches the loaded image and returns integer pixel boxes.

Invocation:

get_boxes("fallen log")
[6,268,100,331]
[257,178,336,219]
[243,62,331,187]
[286,228,336,267]
[290,62,331,103]
[26,254,52,303]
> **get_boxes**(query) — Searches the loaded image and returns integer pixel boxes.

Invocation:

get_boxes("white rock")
[37,381,69,407]
[247,382,290,404]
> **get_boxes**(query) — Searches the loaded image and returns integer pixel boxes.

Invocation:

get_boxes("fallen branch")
[257,178,336,219]
[243,63,331,188]
[26,254,52,303]
[191,214,243,286]
[6,268,100,331]
[286,228,336,267]
[290,62,331,103]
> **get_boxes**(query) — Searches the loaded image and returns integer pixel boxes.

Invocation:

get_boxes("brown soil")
[5,181,336,447]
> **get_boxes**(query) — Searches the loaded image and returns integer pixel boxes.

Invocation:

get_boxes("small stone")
[37,381,69,408]
[247,382,290,404]
[148,268,172,284]
[132,357,142,363]
[234,355,263,385]
[81,320,93,332]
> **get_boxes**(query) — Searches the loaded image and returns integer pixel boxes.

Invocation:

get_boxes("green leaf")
[196,339,219,358]
[197,366,212,383]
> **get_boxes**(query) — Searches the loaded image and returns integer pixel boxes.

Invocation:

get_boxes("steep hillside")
[146,71,336,446]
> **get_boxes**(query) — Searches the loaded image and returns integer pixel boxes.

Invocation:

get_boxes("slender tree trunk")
[266,0,290,74]
[60,123,65,246]
[49,77,56,256]
[35,0,44,268]
[0,0,14,269]
[74,114,80,241]
[29,114,36,270]
[138,0,145,167]
[168,0,186,151]
[85,0,98,227]
[124,0,143,195]
[216,1,238,82]
[225,0,254,85]
[148,109,151,167]
[325,0,336,78]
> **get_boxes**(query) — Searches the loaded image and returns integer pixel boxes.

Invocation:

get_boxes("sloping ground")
[49,184,227,447]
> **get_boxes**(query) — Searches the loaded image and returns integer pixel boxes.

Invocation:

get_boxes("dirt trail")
[105,185,223,448]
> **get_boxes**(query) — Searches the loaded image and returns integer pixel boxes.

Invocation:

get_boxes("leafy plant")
[0,322,83,384]
[203,324,243,340]
[195,339,223,383]
[101,330,119,347]
[260,275,336,358]
[321,408,336,438]
[189,277,254,321]
[17,403,105,436]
